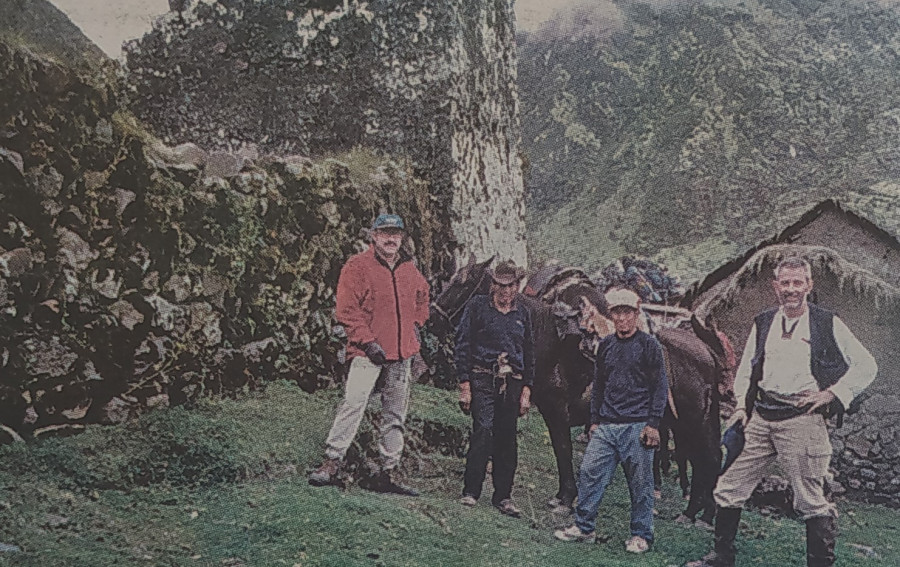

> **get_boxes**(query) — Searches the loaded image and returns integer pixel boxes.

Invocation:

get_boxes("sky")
[514,0,587,32]
[49,0,170,59]
[49,0,588,59]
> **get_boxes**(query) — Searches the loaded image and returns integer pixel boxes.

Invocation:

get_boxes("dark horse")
[430,258,729,524]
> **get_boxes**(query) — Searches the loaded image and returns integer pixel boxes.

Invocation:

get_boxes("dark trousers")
[463,373,522,505]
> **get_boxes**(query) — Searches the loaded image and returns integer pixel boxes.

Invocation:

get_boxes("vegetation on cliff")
[125,0,527,266]
[519,0,899,280]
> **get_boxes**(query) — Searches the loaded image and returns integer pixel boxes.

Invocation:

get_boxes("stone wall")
[0,40,444,437]
[124,0,527,269]
[831,394,900,507]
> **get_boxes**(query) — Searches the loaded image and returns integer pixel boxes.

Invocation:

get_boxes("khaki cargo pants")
[324,356,412,470]
[714,413,836,519]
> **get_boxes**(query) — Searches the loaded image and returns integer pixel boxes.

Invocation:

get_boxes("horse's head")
[578,295,615,339]
[690,314,739,418]
[550,281,613,339]
[430,254,494,329]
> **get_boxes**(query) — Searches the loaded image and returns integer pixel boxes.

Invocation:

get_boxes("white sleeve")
[830,316,878,410]
[732,324,756,407]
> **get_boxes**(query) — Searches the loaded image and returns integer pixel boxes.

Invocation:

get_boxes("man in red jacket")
[309,214,430,495]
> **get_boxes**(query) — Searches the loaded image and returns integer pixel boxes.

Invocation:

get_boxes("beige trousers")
[324,356,412,470]
[714,413,836,519]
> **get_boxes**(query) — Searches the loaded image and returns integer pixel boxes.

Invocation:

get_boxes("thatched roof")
[682,198,900,309]
[692,243,900,318]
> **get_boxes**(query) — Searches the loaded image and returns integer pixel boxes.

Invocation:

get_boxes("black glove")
[362,342,387,365]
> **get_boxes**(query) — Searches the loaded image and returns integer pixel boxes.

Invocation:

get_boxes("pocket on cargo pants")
[800,438,832,479]
[801,447,831,478]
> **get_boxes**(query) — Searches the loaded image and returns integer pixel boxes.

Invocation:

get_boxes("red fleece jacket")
[335,246,429,361]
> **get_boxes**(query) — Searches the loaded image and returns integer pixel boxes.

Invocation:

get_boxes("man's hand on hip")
[640,425,660,449]
[725,408,748,429]
[519,386,531,417]
[362,342,387,365]
[458,381,472,415]
[798,389,836,413]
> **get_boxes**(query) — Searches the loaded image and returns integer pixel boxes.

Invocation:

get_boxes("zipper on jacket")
[374,249,412,361]
[391,267,402,358]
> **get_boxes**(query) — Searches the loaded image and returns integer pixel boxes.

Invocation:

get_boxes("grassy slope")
[0,382,896,566]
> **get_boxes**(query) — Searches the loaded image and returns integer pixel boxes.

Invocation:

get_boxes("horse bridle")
[430,268,490,325]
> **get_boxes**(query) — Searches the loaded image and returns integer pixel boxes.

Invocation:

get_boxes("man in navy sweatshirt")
[554,288,668,554]
[455,260,535,518]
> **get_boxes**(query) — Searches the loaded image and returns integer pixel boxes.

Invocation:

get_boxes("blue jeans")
[575,422,655,542]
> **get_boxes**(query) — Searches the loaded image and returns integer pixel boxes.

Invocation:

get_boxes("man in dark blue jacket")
[555,288,667,554]
[455,260,535,518]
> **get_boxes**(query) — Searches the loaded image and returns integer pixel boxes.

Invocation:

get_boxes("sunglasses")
[492,280,518,288]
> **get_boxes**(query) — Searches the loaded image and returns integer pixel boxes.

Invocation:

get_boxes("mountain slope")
[519,0,900,278]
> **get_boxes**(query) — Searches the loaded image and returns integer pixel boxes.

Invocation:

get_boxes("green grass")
[0,381,896,566]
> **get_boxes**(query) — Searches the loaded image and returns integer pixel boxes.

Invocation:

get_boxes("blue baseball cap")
[372,214,405,231]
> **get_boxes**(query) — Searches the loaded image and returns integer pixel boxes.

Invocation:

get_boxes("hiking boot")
[806,515,837,567]
[495,499,521,518]
[367,469,420,497]
[684,507,741,567]
[553,524,596,543]
[308,458,341,487]
[459,495,478,507]
[625,536,650,554]
[546,496,573,511]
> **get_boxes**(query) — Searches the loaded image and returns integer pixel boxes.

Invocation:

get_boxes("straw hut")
[683,200,900,506]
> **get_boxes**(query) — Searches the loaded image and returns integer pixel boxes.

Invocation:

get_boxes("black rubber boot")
[806,515,837,567]
[685,506,741,567]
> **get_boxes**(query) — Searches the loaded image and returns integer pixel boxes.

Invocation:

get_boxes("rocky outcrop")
[0,40,445,435]
[124,0,526,268]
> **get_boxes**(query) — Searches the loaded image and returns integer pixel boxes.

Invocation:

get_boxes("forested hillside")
[519,0,899,281]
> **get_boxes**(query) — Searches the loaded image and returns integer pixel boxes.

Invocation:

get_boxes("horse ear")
[578,295,590,312]
[690,313,705,337]
[474,256,494,277]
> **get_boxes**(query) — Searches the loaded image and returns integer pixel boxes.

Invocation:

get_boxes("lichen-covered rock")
[0,41,447,435]
[124,0,526,267]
